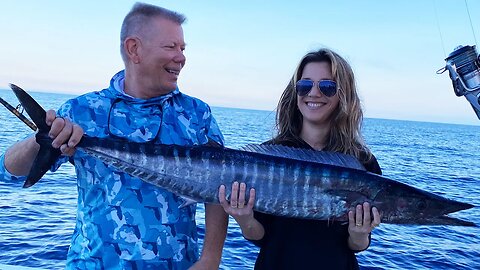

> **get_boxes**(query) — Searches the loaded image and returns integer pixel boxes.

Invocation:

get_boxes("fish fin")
[240,144,366,171]
[204,137,223,148]
[8,84,61,188]
[10,83,50,132]
[23,133,61,188]
[178,196,199,208]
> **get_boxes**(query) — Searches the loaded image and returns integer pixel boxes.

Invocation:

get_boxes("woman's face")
[296,61,340,126]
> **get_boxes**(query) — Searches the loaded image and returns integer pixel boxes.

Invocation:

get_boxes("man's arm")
[4,136,40,176]
[191,204,228,269]
[3,109,83,177]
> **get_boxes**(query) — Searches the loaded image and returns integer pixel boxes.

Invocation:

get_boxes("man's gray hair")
[120,2,186,62]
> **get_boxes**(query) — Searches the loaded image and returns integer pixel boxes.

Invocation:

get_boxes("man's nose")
[174,51,186,67]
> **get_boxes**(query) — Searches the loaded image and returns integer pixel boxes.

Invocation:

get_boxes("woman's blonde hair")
[274,48,372,161]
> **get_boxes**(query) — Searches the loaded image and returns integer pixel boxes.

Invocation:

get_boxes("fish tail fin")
[9,84,60,188]
[22,133,61,188]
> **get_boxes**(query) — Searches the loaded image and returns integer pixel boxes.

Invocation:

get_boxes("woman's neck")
[300,122,331,151]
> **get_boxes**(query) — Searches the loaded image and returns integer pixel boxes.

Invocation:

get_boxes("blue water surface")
[0,89,479,269]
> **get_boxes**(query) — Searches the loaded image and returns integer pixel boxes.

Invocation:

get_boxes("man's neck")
[124,71,152,99]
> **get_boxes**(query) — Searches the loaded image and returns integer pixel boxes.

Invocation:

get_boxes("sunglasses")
[295,79,337,97]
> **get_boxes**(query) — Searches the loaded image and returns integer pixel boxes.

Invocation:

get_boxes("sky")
[0,0,479,125]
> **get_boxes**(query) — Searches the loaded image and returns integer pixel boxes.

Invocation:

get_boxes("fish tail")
[9,84,60,188]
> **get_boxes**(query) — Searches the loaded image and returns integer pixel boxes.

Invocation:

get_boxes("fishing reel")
[438,45,480,119]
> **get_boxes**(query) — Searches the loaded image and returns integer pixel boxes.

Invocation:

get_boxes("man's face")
[137,17,186,97]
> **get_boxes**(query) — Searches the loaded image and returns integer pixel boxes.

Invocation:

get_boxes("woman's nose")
[307,82,321,96]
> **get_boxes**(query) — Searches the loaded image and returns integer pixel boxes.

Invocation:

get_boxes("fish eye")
[417,200,427,211]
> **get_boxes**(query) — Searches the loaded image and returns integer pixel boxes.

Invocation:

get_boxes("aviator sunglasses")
[295,79,338,97]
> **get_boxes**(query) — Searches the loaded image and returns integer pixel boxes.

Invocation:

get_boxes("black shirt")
[248,138,382,270]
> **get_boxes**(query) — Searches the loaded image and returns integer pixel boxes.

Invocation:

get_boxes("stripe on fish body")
[6,83,475,226]
[79,137,475,226]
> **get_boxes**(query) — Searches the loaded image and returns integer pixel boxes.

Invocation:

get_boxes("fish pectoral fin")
[178,196,199,208]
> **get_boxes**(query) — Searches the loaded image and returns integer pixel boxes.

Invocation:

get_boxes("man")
[0,3,228,269]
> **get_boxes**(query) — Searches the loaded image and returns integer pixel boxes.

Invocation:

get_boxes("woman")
[219,48,382,269]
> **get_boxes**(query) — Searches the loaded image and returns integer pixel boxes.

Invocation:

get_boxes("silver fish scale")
[77,139,475,225]
[81,143,369,220]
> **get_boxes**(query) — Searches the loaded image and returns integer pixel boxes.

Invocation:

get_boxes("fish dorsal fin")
[240,144,366,171]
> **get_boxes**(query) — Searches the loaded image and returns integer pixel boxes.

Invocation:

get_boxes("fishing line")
[433,0,447,58]
[464,0,478,48]
[433,0,478,57]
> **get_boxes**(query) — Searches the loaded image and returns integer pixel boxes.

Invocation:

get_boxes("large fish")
[4,84,476,226]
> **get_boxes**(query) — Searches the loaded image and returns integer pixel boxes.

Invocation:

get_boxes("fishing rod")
[0,93,37,131]
[436,0,480,120]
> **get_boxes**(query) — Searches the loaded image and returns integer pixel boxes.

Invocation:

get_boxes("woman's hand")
[347,202,381,251]
[219,182,255,222]
[218,182,265,240]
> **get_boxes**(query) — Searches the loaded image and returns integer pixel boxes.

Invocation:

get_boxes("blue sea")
[0,89,479,270]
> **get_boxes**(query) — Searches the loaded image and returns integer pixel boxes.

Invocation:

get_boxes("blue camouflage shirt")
[0,70,224,269]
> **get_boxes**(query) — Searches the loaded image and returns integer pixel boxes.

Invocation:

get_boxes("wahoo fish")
[79,137,475,226]
[4,84,476,226]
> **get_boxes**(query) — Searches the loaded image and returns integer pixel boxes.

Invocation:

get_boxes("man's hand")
[46,109,83,156]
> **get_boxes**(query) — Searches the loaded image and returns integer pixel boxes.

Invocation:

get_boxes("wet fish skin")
[79,136,476,226]
[6,84,475,226]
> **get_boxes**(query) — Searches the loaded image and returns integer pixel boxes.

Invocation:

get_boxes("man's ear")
[124,37,141,64]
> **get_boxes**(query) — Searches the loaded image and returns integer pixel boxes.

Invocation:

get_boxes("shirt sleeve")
[0,153,27,182]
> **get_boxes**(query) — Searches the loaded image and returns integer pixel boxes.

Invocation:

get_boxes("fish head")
[372,183,475,226]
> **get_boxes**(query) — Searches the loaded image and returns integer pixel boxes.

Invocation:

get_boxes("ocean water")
[0,89,479,270]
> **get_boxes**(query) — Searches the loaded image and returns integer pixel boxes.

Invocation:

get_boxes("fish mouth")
[443,200,475,214]
[429,199,475,225]
[380,201,476,227]
[433,201,476,226]
[394,215,477,227]
[372,184,476,226]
